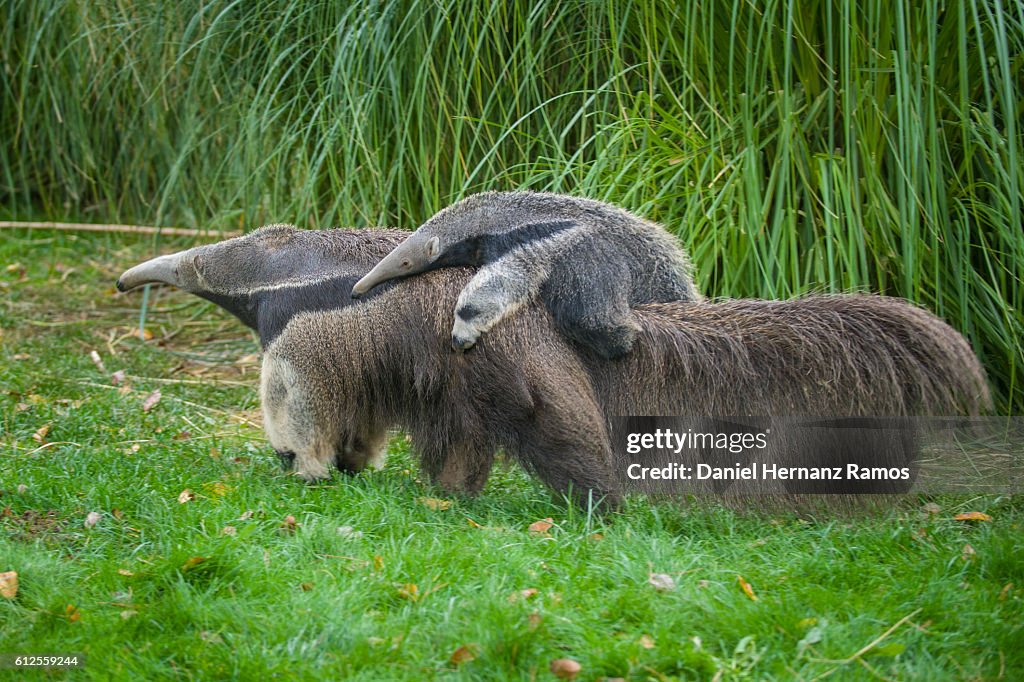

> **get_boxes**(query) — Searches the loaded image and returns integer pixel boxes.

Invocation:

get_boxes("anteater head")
[351,191,578,297]
[117,225,405,344]
[350,230,445,297]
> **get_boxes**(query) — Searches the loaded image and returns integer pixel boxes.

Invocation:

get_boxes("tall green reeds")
[1,0,1021,410]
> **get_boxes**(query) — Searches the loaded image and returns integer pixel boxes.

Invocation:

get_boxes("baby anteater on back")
[351,191,700,359]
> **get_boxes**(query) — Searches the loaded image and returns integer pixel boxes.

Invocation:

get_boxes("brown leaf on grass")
[449,644,478,665]
[204,481,231,497]
[418,497,451,511]
[527,612,543,630]
[238,510,255,521]
[84,511,101,528]
[638,634,656,649]
[999,583,1013,601]
[737,575,759,601]
[397,583,419,601]
[221,526,237,536]
[111,370,126,386]
[300,582,313,592]
[177,489,194,504]
[120,609,137,620]
[135,328,154,341]
[180,556,208,571]
[508,588,539,603]
[954,511,992,522]
[111,508,123,520]
[279,515,299,534]
[173,430,192,441]
[373,555,384,571]
[528,518,554,535]
[32,424,50,443]
[16,484,27,494]
[466,517,483,528]
[141,389,161,412]
[550,658,581,680]
[648,573,676,592]
[118,569,134,577]
[0,571,18,599]
[921,502,941,515]
[962,544,977,561]
[65,604,80,621]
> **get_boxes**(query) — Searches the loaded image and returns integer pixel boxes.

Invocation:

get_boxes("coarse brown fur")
[261,265,990,506]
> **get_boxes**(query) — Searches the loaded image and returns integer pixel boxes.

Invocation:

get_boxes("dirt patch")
[1,506,68,542]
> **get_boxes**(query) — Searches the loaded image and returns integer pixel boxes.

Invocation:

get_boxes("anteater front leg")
[511,375,621,511]
[451,268,535,352]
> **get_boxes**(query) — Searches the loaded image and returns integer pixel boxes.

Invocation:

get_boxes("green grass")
[1,0,1022,412]
[1,231,1022,679]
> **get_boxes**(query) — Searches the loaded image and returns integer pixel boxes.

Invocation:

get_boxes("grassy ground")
[1,230,1021,680]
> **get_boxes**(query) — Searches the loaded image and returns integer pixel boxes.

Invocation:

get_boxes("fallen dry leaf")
[120,609,137,620]
[199,630,223,644]
[648,573,676,592]
[418,497,451,511]
[550,658,581,680]
[449,644,478,665]
[397,583,419,601]
[32,424,50,443]
[528,518,554,535]
[638,634,656,649]
[111,370,126,386]
[508,588,539,603]
[178,489,195,504]
[999,583,1013,601]
[84,511,101,528]
[173,430,192,441]
[204,481,231,497]
[279,515,299,533]
[180,556,208,571]
[16,484,27,494]
[300,582,313,592]
[922,502,941,515]
[0,571,18,599]
[466,517,483,528]
[737,575,759,601]
[118,569,134,577]
[238,510,255,521]
[135,328,154,341]
[527,612,543,630]
[221,526,237,536]
[65,604,80,622]
[141,389,162,412]
[954,511,992,522]
[962,544,977,561]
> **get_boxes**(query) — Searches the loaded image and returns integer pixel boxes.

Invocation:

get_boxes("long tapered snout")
[351,235,431,298]
[116,252,183,292]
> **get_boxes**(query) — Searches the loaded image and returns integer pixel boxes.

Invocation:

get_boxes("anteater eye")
[401,259,411,268]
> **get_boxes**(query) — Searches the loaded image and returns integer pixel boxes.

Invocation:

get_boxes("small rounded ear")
[426,235,440,259]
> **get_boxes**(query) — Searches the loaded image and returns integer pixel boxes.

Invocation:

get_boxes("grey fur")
[351,191,701,358]
[119,228,991,508]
